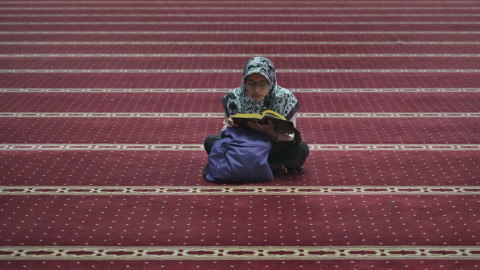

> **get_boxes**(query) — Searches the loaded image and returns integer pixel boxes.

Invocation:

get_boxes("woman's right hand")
[226,116,239,128]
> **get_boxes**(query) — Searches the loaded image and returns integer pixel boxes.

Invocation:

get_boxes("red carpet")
[1,0,479,269]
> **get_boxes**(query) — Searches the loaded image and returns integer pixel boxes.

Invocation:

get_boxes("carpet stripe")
[3,22,480,25]
[3,41,479,45]
[1,246,479,260]
[1,186,479,196]
[1,144,478,151]
[2,69,480,73]
[2,7,479,10]
[1,74,478,89]
[2,31,479,34]
[2,13,479,17]
[3,53,480,58]
[1,112,479,118]
[1,88,479,93]
[3,0,479,4]
[298,112,480,118]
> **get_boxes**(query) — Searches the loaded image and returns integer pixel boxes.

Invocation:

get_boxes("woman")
[204,57,309,176]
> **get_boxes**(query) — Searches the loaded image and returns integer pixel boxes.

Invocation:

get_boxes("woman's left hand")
[247,119,277,139]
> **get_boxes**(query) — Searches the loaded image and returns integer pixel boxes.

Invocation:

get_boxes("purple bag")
[206,126,274,183]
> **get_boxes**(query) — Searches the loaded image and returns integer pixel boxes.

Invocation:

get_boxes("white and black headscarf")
[222,57,300,120]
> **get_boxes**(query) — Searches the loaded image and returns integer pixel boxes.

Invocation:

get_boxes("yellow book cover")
[232,110,294,133]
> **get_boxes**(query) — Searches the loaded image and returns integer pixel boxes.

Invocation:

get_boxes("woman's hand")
[226,116,239,128]
[247,119,277,139]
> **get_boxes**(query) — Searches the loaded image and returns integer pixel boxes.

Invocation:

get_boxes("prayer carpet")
[0,0,479,269]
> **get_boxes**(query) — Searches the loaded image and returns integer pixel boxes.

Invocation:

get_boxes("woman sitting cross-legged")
[204,56,309,180]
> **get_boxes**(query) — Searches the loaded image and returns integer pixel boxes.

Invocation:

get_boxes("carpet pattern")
[1,0,479,269]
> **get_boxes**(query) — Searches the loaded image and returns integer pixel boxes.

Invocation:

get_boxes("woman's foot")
[270,164,288,176]
[287,167,303,175]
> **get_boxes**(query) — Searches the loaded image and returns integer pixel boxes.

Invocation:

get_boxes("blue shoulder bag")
[206,126,274,183]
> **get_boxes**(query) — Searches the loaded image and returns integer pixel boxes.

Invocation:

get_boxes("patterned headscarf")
[221,57,299,120]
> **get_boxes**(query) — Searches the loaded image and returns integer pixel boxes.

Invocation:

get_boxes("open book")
[232,110,295,134]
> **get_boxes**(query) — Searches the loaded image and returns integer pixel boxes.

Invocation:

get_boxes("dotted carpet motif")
[0,0,480,269]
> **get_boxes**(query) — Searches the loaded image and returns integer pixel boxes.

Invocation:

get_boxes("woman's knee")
[300,141,309,158]
[204,135,220,153]
[292,141,309,167]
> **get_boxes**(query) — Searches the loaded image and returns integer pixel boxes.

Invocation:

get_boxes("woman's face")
[244,73,270,102]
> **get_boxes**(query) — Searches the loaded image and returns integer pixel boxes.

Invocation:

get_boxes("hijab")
[221,57,300,120]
